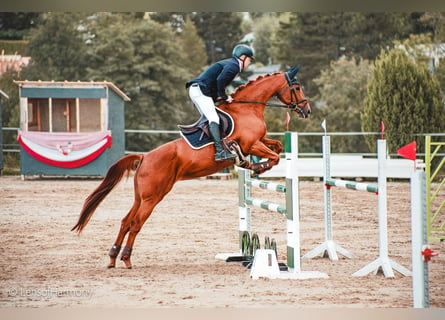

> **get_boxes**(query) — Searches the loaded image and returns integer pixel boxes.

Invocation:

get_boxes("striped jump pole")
[325,178,378,193]
[216,132,327,280]
[302,134,357,261]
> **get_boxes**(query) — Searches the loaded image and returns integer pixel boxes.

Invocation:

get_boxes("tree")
[0,69,20,128]
[178,16,208,75]
[191,12,244,64]
[86,15,192,152]
[147,12,186,33]
[273,12,417,98]
[313,56,371,152]
[361,49,445,153]
[273,13,338,97]
[149,12,245,65]
[0,12,41,39]
[251,13,281,65]
[419,12,445,43]
[435,61,445,92]
[0,69,21,170]
[21,12,90,81]
[345,13,414,60]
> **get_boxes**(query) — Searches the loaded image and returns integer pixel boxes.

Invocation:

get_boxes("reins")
[231,99,301,111]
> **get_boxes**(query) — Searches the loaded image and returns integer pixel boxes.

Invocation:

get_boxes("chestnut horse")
[72,66,311,269]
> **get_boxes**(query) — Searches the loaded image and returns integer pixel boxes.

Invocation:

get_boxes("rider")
[186,44,255,161]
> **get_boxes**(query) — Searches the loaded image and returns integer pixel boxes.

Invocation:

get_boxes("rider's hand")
[226,96,233,104]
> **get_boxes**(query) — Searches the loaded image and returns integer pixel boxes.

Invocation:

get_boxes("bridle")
[281,72,308,112]
[232,73,309,117]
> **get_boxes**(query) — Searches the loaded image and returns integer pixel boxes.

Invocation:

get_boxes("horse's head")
[277,66,311,118]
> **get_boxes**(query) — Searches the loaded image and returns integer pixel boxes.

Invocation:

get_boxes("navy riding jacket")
[186,57,240,101]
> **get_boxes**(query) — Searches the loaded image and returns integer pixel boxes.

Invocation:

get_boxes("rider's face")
[241,56,252,70]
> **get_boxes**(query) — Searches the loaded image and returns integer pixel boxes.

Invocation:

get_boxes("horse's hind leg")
[107,201,140,268]
[119,198,163,269]
[115,146,178,269]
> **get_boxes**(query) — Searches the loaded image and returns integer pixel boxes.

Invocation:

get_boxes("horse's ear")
[286,66,300,79]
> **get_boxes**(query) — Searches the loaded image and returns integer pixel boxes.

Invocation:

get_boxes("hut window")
[27,98,101,132]
[52,98,76,132]
[78,98,101,132]
[27,98,49,131]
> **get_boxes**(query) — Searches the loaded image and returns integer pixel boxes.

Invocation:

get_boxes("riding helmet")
[232,44,255,62]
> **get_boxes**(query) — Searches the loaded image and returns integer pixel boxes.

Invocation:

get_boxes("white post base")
[352,257,412,277]
[250,249,328,280]
[302,240,357,261]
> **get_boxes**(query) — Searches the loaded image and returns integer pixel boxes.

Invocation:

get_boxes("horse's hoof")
[107,264,115,269]
[127,266,132,270]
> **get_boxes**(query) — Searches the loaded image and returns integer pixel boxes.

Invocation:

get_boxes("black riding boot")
[209,122,236,161]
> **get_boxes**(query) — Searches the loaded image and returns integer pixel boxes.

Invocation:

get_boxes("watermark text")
[7,286,94,299]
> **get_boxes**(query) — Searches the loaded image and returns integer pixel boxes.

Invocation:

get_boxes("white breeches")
[188,84,220,124]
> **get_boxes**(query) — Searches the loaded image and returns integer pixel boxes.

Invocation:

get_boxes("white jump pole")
[302,134,356,261]
[352,139,411,277]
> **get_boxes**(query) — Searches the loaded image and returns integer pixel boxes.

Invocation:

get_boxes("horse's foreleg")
[245,140,281,174]
[260,137,283,154]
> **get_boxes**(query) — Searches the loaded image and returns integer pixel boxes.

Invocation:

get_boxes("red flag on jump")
[397,141,417,161]
[380,121,385,140]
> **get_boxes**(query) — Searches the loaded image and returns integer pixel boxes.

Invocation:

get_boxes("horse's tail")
[71,154,143,233]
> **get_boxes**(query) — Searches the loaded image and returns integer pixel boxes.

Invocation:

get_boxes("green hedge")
[0,40,28,55]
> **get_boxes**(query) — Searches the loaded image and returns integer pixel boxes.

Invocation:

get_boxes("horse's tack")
[178,108,234,150]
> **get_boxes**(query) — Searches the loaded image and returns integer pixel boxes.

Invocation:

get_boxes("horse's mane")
[232,72,282,97]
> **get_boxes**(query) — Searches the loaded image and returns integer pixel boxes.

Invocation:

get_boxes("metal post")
[411,170,429,308]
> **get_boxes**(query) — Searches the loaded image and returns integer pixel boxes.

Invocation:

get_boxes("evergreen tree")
[361,49,445,153]
[0,12,41,39]
[191,12,244,64]
[148,12,186,33]
[251,13,281,65]
[178,16,208,75]
[22,12,90,81]
[314,56,371,152]
[149,12,244,65]
[346,13,414,60]
[435,61,445,92]
[273,12,416,98]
